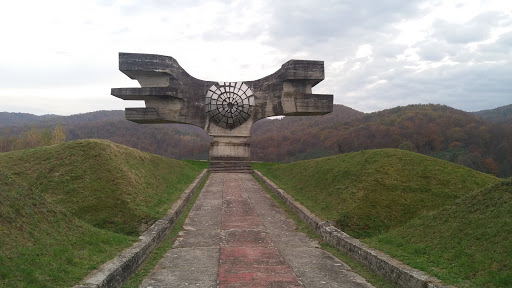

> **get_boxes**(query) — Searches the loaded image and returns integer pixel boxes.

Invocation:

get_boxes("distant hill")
[1,103,511,177]
[251,104,512,177]
[0,110,211,160]
[472,104,512,124]
[0,139,204,287]
[0,112,61,126]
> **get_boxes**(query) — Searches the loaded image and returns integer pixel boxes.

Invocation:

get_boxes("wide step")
[209,161,253,173]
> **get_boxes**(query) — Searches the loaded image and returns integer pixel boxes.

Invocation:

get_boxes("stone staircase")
[209,161,253,173]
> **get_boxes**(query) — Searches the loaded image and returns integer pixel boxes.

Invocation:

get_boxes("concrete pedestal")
[209,136,250,162]
[209,136,252,172]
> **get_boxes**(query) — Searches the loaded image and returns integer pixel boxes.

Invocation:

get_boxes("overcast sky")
[1,0,511,115]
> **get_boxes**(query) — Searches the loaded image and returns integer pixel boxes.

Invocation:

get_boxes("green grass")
[253,149,509,287]
[0,168,134,287]
[123,173,210,288]
[0,140,205,287]
[183,159,209,170]
[252,175,396,288]
[253,149,499,238]
[0,139,203,236]
[365,179,512,287]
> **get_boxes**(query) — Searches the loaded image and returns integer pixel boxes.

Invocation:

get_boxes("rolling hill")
[472,104,512,124]
[2,103,512,176]
[0,111,211,160]
[251,104,512,177]
[0,140,205,287]
[253,149,500,238]
[253,150,509,286]
[366,178,511,287]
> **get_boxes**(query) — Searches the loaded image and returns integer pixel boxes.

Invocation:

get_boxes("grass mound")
[253,149,509,286]
[0,139,203,236]
[253,149,499,238]
[0,168,133,287]
[365,179,512,287]
[0,140,204,287]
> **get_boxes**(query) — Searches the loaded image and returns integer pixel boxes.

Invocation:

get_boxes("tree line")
[250,104,512,177]
[0,125,66,152]
[1,104,511,177]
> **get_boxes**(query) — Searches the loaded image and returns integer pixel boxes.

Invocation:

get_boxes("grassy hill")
[365,179,511,287]
[253,149,509,286]
[0,140,205,287]
[253,149,499,238]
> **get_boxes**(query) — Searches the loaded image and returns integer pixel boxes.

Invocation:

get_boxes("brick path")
[140,173,373,288]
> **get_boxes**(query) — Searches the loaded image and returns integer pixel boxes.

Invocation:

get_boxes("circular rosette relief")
[205,82,254,129]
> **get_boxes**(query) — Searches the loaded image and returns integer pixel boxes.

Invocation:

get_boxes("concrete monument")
[112,53,333,172]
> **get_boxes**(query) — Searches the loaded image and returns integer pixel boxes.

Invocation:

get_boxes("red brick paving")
[218,174,303,287]
[218,266,303,288]
[220,247,286,266]
[221,215,263,230]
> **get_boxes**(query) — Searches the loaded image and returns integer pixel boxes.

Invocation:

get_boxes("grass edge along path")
[123,173,210,288]
[252,174,396,288]
[364,178,512,287]
[252,149,498,239]
[253,149,507,287]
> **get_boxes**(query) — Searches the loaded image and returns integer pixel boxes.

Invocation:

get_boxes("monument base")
[209,136,252,173]
[209,161,252,173]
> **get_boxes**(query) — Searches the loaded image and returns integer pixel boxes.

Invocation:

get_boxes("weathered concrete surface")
[73,170,207,288]
[111,53,333,165]
[140,173,373,288]
[111,53,332,128]
[139,173,223,288]
[254,171,449,288]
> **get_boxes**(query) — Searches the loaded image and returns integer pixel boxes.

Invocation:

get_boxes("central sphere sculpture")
[205,82,254,129]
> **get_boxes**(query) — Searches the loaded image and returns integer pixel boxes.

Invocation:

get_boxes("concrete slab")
[181,214,222,230]
[140,248,219,288]
[173,230,222,248]
[279,247,372,288]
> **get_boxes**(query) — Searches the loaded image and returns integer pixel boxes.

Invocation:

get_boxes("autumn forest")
[1,103,511,177]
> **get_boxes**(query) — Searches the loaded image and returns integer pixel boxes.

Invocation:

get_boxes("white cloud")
[356,45,373,59]
[0,0,511,115]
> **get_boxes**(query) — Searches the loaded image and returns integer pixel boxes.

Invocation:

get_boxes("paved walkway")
[140,173,373,288]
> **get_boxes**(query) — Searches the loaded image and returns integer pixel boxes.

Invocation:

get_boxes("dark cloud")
[271,2,512,112]
[433,20,489,44]
[374,43,407,59]
[445,30,512,63]
[497,31,512,46]
[432,11,507,44]
[354,61,512,111]
[417,40,452,61]
[267,0,424,44]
